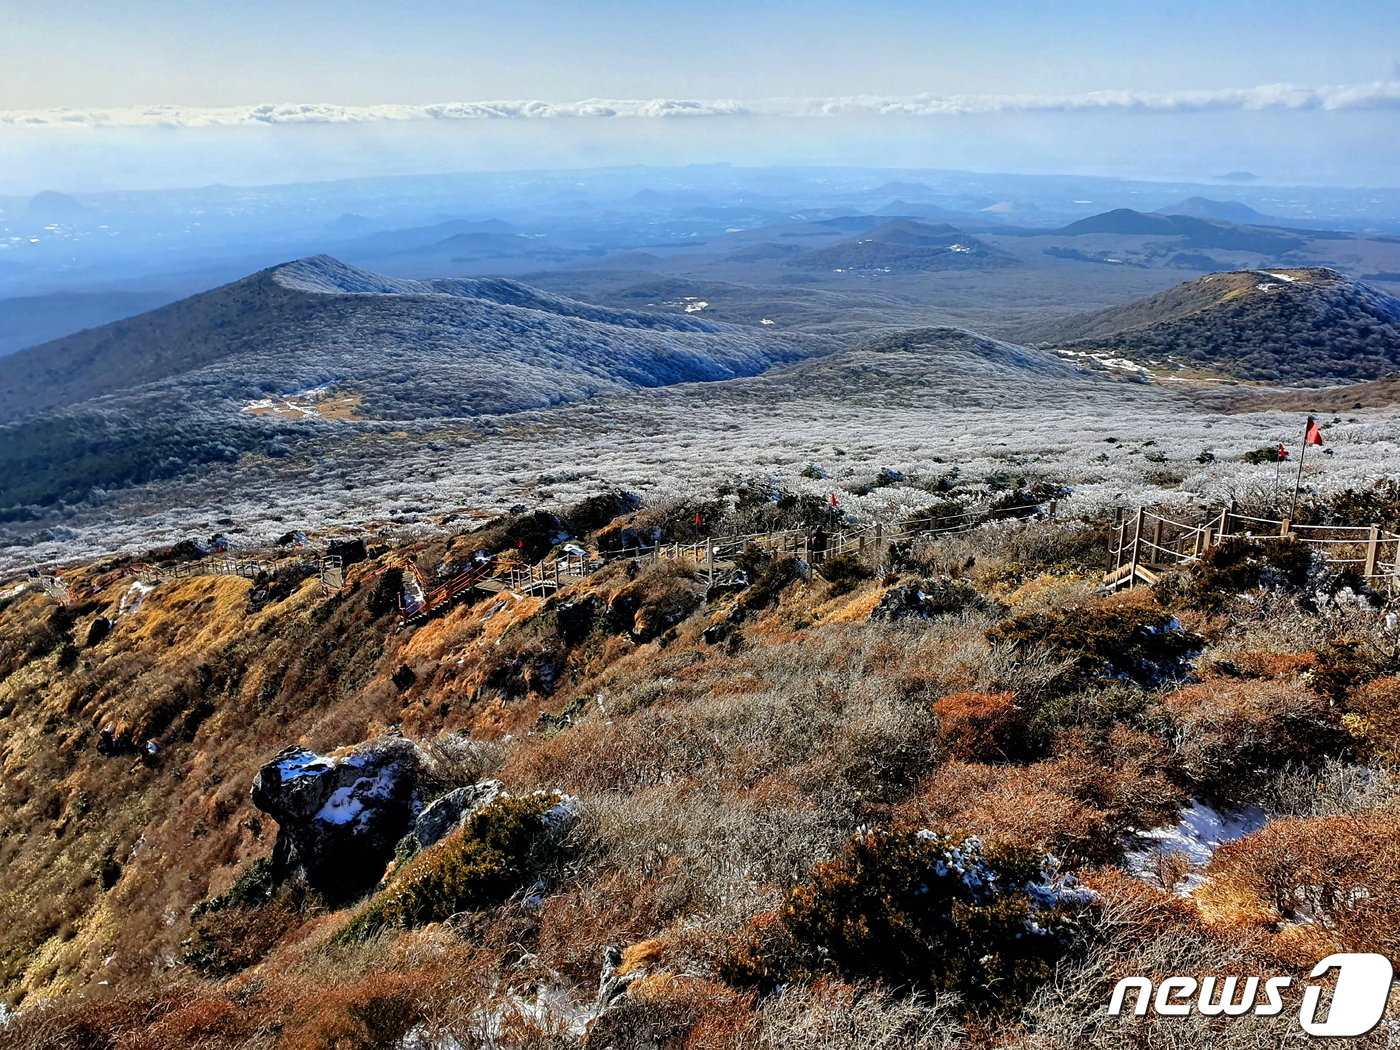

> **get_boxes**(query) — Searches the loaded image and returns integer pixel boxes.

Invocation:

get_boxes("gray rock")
[412,779,505,850]
[250,736,427,903]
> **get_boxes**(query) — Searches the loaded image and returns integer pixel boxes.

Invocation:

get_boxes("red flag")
[828,492,839,507]
[1304,416,1324,446]
[694,512,703,525]
[1278,443,1288,460]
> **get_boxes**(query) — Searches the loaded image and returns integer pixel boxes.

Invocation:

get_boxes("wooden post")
[1149,515,1163,566]
[706,536,714,587]
[1112,508,1125,569]
[1279,518,1291,539]
[1128,507,1145,586]
[1047,500,1058,521]
[1365,524,1381,578]
[1223,500,1237,537]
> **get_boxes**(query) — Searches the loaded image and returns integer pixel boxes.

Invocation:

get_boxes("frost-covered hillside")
[0,255,834,421]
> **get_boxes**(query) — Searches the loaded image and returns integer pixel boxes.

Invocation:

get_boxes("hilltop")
[1159,196,1275,224]
[786,219,1016,273]
[1055,209,1306,255]
[1019,267,1400,382]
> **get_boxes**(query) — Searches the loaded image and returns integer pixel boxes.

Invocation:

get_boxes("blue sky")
[2,1,1398,191]
[7,0,1399,107]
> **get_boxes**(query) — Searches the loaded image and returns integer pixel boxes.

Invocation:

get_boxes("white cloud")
[4,82,1399,129]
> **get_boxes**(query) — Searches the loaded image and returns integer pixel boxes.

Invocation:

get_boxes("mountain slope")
[0,256,835,509]
[0,255,832,422]
[1020,268,1400,382]
[749,326,1100,406]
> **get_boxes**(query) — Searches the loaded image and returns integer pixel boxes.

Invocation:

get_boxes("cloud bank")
[6,82,1400,129]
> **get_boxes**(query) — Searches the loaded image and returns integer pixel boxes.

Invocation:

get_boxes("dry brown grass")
[3,506,1399,1048]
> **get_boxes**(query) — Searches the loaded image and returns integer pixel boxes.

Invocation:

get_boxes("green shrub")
[1159,536,1313,612]
[1243,445,1287,464]
[817,553,873,595]
[191,856,277,917]
[336,793,571,942]
[722,827,1091,1008]
[989,600,1200,688]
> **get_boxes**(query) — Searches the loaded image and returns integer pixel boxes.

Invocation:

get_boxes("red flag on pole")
[694,512,703,525]
[1304,416,1324,446]
[828,492,838,507]
[1277,443,1288,460]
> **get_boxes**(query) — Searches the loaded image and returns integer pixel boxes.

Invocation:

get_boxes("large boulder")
[251,736,427,903]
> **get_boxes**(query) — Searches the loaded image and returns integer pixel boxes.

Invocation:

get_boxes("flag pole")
[1289,421,1309,519]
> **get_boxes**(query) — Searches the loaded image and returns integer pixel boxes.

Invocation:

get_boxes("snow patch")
[118,579,155,617]
[276,752,334,782]
[1124,800,1268,895]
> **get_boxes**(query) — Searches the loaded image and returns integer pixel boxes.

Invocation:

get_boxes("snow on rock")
[1124,800,1268,895]
[251,736,428,903]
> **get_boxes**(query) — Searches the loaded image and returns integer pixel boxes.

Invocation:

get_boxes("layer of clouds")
[6,82,1400,129]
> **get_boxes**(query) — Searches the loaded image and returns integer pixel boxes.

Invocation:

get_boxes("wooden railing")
[26,500,1057,616]
[1105,502,1400,591]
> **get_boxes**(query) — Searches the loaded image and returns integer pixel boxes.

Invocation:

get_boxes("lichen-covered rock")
[412,779,505,850]
[250,736,427,903]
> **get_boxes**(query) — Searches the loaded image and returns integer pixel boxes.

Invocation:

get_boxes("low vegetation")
[3,480,1400,1047]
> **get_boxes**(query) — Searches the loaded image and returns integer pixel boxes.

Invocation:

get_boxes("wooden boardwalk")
[26,500,1056,624]
[1104,503,1400,592]
[395,500,1056,622]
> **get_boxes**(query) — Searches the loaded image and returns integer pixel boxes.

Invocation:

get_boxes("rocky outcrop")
[251,736,427,903]
[412,779,505,850]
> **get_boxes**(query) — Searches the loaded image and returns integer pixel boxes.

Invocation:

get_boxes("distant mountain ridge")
[0,255,831,422]
[0,256,837,508]
[1159,197,1273,224]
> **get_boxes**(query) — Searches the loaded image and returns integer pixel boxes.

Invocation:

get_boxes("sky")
[2,0,1399,192]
